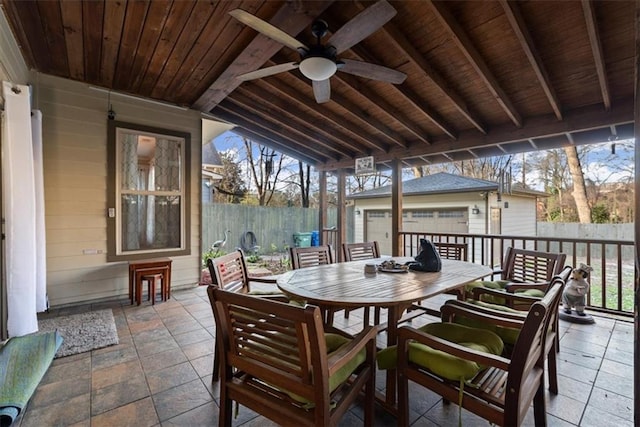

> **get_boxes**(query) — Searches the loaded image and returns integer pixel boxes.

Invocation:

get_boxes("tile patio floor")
[12,284,635,426]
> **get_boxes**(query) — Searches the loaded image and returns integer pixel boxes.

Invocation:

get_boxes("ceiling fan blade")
[328,0,397,54]
[313,79,331,103]
[340,58,406,84]
[229,9,308,52]
[237,62,299,81]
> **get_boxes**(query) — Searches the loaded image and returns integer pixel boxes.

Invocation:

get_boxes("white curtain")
[2,82,47,337]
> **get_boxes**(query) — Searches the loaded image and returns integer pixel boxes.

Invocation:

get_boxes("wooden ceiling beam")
[582,0,611,111]
[427,0,523,128]
[194,1,334,111]
[332,71,432,145]
[221,97,351,159]
[212,104,329,164]
[500,0,563,120]
[256,77,391,153]
[380,22,486,134]
[319,97,633,170]
[233,84,359,156]
[348,44,458,139]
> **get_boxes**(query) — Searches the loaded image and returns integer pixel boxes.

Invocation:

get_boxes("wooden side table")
[129,258,172,305]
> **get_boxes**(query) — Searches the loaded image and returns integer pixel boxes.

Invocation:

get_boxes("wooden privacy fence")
[202,203,348,254]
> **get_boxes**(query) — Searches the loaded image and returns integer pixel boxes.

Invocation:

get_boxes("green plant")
[202,247,226,268]
[246,254,262,263]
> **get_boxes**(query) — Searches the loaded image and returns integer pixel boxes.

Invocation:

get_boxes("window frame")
[107,120,191,262]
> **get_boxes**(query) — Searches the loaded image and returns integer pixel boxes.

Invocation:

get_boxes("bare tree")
[564,146,591,223]
[243,138,285,206]
[298,161,311,208]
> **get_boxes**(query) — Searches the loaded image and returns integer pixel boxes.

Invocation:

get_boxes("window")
[411,211,435,218]
[438,210,465,218]
[107,121,191,261]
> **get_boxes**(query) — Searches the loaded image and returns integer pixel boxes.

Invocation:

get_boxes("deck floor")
[13,284,634,427]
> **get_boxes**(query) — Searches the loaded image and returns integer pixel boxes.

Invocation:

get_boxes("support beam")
[582,0,611,111]
[337,170,346,262]
[501,0,563,120]
[391,159,403,257]
[633,1,640,423]
[318,170,328,245]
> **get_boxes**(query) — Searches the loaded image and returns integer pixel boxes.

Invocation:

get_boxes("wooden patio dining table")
[276,257,492,412]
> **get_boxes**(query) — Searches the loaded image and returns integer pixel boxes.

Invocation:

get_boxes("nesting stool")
[129,258,172,306]
[141,273,166,305]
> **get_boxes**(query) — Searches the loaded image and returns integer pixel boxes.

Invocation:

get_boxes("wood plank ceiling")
[1,0,635,172]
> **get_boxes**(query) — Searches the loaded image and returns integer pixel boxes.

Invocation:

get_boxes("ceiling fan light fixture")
[299,56,337,81]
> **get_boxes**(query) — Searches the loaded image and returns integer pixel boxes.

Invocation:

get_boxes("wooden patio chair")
[433,241,468,262]
[396,281,563,427]
[342,241,382,325]
[206,250,286,382]
[342,241,380,262]
[442,274,566,394]
[464,247,567,300]
[290,245,334,269]
[289,245,340,324]
[207,287,377,427]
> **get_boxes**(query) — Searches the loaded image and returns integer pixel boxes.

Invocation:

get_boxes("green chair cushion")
[456,299,522,344]
[515,289,545,298]
[464,280,510,304]
[247,290,285,296]
[377,323,504,381]
[285,333,367,407]
[465,299,522,313]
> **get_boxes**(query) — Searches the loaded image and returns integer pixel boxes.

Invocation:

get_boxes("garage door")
[366,209,468,255]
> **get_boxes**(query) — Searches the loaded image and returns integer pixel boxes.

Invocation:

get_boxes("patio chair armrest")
[504,282,549,293]
[557,265,573,281]
[327,326,378,376]
[440,302,526,329]
[471,286,543,304]
[248,276,279,284]
[442,299,526,322]
[397,325,510,371]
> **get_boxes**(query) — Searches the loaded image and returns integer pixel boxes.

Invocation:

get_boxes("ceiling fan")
[229,0,407,103]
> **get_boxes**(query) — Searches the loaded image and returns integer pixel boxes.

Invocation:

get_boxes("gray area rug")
[38,309,119,358]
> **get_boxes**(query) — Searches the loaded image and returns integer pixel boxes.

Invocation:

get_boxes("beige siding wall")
[354,192,488,239]
[353,191,538,238]
[36,74,201,307]
[494,194,537,236]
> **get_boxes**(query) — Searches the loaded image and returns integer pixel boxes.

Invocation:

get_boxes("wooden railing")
[400,231,635,317]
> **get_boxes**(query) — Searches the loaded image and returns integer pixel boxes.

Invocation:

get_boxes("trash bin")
[293,232,312,248]
[311,230,320,246]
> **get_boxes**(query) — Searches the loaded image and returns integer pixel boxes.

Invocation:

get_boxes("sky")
[210,130,635,192]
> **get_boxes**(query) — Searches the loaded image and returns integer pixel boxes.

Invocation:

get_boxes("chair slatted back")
[290,245,334,270]
[502,247,566,283]
[433,242,468,261]
[342,241,380,262]
[207,250,250,294]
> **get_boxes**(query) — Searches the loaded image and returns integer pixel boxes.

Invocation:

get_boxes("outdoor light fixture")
[355,208,361,215]
[299,57,337,81]
[471,205,480,215]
